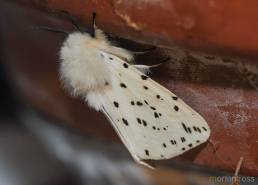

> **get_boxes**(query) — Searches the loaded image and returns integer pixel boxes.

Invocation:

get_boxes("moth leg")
[32,26,69,36]
[131,46,156,55]
[132,65,151,74]
[133,57,171,74]
[132,155,155,169]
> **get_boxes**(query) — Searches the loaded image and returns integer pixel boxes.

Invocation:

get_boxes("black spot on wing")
[141,75,148,80]
[143,85,148,90]
[182,122,188,133]
[188,143,193,147]
[172,96,178,100]
[131,101,135,105]
[109,57,113,60]
[123,63,128,68]
[142,120,147,126]
[187,127,192,133]
[137,118,142,124]
[113,101,119,108]
[193,126,198,132]
[196,127,202,133]
[145,149,149,156]
[194,126,206,133]
[137,101,143,106]
[174,105,179,111]
[120,83,127,88]
[170,139,177,145]
[202,127,208,131]
[152,126,156,130]
[156,95,161,99]
[181,137,186,143]
[144,100,149,105]
[182,122,192,134]
[154,112,159,118]
[150,106,156,110]
[163,143,167,148]
[122,118,129,126]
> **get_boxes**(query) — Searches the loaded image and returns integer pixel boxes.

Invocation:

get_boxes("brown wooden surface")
[1,0,258,176]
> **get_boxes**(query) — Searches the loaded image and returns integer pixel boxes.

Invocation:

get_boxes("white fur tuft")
[86,91,105,111]
[59,30,133,100]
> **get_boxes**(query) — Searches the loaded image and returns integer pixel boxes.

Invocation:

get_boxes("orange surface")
[1,0,258,176]
[17,0,258,60]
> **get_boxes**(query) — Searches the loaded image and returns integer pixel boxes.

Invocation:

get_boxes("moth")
[57,13,210,168]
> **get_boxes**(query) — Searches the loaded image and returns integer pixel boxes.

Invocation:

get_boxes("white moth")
[59,21,210,168]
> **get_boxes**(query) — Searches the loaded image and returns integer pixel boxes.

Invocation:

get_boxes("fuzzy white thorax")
[59,29,133,97]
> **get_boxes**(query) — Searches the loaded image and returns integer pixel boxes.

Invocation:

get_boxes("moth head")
[59,32,111,97]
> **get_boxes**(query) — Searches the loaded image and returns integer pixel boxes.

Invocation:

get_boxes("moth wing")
[93,51,210,166]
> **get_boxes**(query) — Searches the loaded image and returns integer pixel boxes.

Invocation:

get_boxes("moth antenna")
[159,57,171,64]
[132,57,171,74]
[132,47,157,55]
[58,10,82,32]
[149,57,171,68]
[32,26,69,36]
[91,12,97,38]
